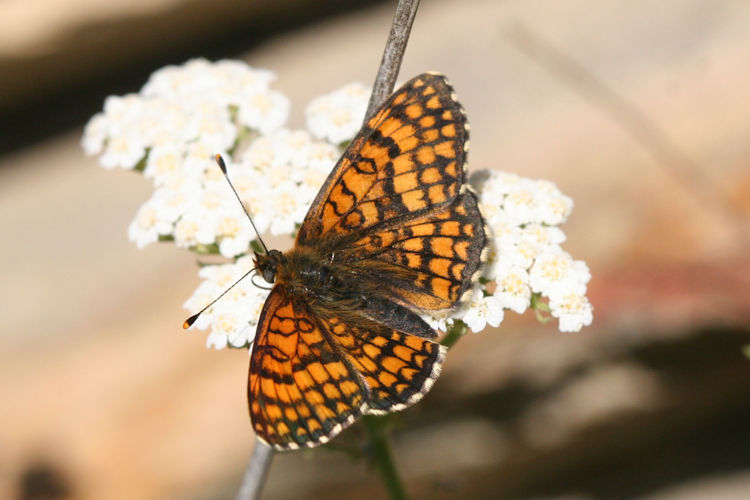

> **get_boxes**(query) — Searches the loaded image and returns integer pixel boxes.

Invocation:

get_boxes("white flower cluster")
[422,170,593,334]
[234,130,340,237]
[183,256,269,349]
[85,58,592,351]
[83,59,349,258]
[306,82,370,145]
[83,58,288,166]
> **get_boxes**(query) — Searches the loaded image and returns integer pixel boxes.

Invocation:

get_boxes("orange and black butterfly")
[193,73,486,449]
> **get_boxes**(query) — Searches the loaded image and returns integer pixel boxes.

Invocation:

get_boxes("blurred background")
[1,0,749,499]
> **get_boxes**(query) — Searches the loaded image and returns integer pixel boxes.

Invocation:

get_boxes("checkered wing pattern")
[321,315,447,414]
[351,189,485,310]
[297,73,469,244]
[248,286,366,450]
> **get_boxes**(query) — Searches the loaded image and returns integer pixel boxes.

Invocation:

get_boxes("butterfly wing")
[297,73,469,244]
[350,188,485,310]
[321,314,447,414]
[296,73,484,312]
[248,285,367,449]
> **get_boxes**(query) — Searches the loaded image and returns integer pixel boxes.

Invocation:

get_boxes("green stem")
[362,415,408,500]
[440,320,468,349]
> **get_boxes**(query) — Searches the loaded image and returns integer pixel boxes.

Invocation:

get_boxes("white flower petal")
[550,292,594,332]
[306,82,370,144]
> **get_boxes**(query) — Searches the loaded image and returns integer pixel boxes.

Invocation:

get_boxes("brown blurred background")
[1,1,749,499]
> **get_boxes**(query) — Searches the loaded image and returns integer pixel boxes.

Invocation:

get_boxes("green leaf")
[190,243,220,255]
[250,239,264,254]
[530,292,552,323]
[133,151,149,172]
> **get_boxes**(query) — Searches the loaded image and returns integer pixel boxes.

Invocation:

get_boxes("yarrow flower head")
[82,58,343,257]
[85,59,592,351]
[455,169,593,333]
[183,255,269,348]
[305,82,370,145]
[234,129,340,237]
[458,289,505,333]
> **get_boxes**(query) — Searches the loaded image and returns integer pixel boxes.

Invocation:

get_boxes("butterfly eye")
[261,267,275,284]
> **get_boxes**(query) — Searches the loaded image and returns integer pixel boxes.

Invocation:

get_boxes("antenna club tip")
[214,154,227,173]
[183,313,199,330]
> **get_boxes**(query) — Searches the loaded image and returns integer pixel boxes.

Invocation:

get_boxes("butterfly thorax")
[255,247,349,306]
[255,243,443,343]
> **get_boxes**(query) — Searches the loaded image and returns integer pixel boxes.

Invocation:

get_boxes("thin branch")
[504,23,749,237]
[235,440,274,500]
[366,0,421,119]
[235,2,421,500]
[362,415,407,500]
[440,320,468,349]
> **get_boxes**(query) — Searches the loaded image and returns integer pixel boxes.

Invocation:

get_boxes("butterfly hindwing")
[321,315,447,414]
[297,73,469,244]
[248,286,366,449]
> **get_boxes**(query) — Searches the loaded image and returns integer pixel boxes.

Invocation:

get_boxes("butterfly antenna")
[214,154,269,254]
[183,266,258,329]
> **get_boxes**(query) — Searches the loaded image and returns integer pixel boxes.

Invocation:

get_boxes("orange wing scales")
[247,74,486,450]
[249,287,367,450]
[322,316,447,414]
[353,189,485,310]
[297,73,469,245]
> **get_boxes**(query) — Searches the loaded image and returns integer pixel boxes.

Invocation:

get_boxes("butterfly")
[192,73,486,450]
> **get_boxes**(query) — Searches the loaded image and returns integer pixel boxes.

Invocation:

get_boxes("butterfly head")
[254,249,283,284]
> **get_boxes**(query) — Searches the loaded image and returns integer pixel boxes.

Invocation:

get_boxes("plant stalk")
[365,0,421,119]
[235,440,274,500]
[440,320,468,349]
[362,415,408,500]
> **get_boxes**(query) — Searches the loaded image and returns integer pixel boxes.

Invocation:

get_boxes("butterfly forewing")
[297,73,469,245]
